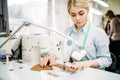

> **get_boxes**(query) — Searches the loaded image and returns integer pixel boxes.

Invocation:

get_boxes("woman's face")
[105,16,110,22]
[69,6,88,28]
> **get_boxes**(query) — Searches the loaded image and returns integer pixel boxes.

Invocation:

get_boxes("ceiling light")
[94,0,109,7]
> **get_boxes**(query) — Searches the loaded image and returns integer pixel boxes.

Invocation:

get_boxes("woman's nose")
[76,15,80,20]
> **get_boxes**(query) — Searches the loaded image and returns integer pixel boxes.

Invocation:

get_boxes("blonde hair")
[67,0,89,13]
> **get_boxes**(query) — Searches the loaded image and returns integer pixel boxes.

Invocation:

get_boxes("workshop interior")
[0,0,120,80]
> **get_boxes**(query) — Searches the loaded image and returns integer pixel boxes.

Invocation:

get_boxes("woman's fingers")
[71,61,90,70]
[40,56,49,67]
[49,55,56,66]
[40,55,56,67]
[71,63,78,69]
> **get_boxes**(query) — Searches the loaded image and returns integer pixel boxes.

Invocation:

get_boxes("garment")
[109,17,120,69]
[64,21,112,69]
[109,18,120,40]
[109,39,120,69]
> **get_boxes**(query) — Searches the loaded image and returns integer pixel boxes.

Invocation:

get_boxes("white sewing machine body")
[11,34,72,64]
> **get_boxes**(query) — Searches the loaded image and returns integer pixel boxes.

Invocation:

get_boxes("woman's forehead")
[70,6,87,13]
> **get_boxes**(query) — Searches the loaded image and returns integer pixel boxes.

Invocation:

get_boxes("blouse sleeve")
[94,30,112,69]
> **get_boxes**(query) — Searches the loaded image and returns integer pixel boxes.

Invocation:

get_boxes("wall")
[104,0,120,14]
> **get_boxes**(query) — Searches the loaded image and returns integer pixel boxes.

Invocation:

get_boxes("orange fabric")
[31,64,53,71]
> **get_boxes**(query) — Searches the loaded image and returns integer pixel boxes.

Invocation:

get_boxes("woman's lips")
[76,22,81,24]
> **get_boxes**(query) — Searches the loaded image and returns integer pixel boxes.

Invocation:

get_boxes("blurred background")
[0,0,120,57]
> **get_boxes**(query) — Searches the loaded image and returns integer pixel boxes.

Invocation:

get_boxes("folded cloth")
[31,63,53,71]
[31,63,77,72]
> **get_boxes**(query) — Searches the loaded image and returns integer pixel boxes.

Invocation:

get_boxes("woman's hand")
[40,54,56,67]
[71,60,99,70]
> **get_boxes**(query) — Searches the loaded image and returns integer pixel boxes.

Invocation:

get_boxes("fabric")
[64,21,112,69]
[31,63,53,71]
[53,63,77,72]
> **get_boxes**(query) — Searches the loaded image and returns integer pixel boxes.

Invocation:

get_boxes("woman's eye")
[79,12,84,15]
[71,15,76,17]
[70,13,76,17]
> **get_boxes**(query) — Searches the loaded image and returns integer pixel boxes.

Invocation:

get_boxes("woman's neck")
[75,25,82,31]
[75,23,86,32]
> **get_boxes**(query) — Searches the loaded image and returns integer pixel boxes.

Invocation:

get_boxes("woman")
[109,14,120,72]
[105,10,115,35]
[40,0,112,70]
